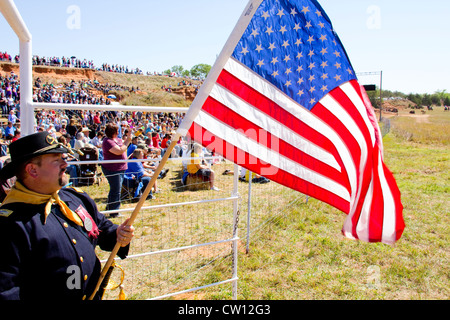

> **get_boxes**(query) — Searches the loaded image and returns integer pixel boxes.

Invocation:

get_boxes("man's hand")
[116,218,135,247]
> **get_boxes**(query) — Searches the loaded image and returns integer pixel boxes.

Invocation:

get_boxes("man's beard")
[59,172,69,187]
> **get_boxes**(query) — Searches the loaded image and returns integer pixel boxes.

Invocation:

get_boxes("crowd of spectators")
[0,71,20,116]
[161,80,201,93]
[1,45,219,228]
[2,50,205,100]
[0,51,19,63]
[2,51,208,81]
[33,78,109,106]
[1,90,188,210]
[32,55,94,69]
[100,63,143,75]
[11,53,144,76]
[0,68,188,160]
[0,55,214,212]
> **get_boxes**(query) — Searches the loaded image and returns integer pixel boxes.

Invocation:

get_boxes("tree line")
[366,89,450,108]
[405,90,450,107]
[163,64,212,80]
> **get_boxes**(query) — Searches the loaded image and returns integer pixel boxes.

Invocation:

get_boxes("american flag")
[177,0,404,244]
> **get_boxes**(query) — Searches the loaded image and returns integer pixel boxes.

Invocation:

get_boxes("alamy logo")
[366,265,381,289]
[367,5,382,30]
[66,265,81,290]
[66,5,81,30]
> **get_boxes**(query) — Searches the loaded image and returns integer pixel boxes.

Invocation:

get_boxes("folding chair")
[121,173,143,203]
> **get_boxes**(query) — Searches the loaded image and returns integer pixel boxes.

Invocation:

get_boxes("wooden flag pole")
[88,135,180,300]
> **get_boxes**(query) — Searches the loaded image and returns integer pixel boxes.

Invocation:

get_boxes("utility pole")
[379,70,383,122]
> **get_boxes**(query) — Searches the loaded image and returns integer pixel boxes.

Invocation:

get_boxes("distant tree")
[431,94,440,106]
[366,89,380,109]
[190,64,211,79]
[444,96,450,106]
[171,65,184,76]
[422,94,432,107]
[407,93,422,107]
[182,70,190,77]
[392,90,406,98]
[435,89,448,106]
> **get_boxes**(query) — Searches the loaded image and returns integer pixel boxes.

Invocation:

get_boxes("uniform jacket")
[0,187,129,300]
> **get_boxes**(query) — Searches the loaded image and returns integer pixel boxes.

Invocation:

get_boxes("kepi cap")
[0,132,69,180]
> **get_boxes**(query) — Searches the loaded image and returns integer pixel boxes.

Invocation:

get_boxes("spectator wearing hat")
[80,126,93,140]
[73,133,88,160]
[0,131,134,300]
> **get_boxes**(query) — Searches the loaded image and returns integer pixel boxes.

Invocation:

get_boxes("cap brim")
[0,146,69,180]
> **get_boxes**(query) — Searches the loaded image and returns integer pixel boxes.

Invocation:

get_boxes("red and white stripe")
[184,58,404,244]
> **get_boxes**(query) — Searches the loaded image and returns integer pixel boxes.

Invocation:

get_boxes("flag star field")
[232,0,357,110]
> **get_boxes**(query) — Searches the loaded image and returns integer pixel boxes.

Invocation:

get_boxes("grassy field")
[86,108,448,301]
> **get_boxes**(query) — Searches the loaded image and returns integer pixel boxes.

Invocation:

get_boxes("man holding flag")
[0,132,134,300]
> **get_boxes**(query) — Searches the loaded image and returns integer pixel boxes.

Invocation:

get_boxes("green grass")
[176,110,449,300]
[390,108,450,145]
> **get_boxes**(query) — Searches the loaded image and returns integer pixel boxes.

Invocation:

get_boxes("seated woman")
[126,148,159,198]
[186,143,219,191]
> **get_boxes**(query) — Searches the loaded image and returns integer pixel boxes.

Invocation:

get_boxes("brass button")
[84,275,88,281]
[72,239,77,245]
[80,256,84,263]
[63,222,69,228]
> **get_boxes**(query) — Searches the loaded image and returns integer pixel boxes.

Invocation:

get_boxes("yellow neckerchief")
[1,181,83,226]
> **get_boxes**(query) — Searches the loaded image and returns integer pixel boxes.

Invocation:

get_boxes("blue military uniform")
[0,186,129,300]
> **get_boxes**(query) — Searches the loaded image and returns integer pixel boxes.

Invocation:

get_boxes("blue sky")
[1,0,449,94]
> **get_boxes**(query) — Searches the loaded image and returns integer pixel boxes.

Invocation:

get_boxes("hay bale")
[185,174,209,191]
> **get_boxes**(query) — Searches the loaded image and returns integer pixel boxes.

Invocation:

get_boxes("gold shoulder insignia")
[69,186,85,193]
[0,209,13,218]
